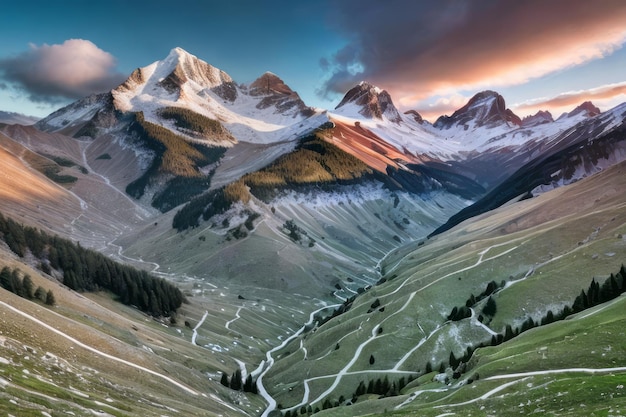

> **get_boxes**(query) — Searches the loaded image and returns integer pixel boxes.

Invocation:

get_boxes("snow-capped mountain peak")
[249,72,293,95]
[435,90,522,130]
[247,72,314,117]
[105,47,329,145]
[558,101,601,120]
[334,82,402,122]
[113,46,236,110]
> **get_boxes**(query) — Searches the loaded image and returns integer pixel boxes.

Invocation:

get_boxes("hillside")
[259,157,626,415]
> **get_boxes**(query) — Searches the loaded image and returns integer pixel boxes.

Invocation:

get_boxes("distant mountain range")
[0,110,39,125]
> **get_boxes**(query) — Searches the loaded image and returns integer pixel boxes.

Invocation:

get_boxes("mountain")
[334,81,402,122]
[0,110,39,125]
[434,90,522,130]
[248,71,314,117]
[521,110,554,127]
[36,47,324,144]
[403,109,425,124]
[2,46,626,417]
[430,101,626,237]
[558,100,601,119]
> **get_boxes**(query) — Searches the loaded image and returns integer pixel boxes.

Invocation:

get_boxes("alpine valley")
[1,47,626,416]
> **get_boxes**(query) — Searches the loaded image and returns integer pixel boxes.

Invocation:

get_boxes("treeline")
[240,135,373,202]
[172,135,374,231]
[172,187,234,231]
[158,107,235,141]
[0,212,184,317]
[0,266,55,306]
[125,111,226,211]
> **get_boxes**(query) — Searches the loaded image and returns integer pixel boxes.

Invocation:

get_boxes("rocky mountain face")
[430,101,626,237]
[558,100,601,119]
[434,90,522,129]
[248,72,314,117]
[521,110,554,127]
[334,82,402,122]
[403,109,425,124]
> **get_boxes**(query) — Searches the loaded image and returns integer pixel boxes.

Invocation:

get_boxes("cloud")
[406,94,470,121]
[319,0,626,106]
[513,82,626,116]
[516,82,626,110]
[0,39,127,103]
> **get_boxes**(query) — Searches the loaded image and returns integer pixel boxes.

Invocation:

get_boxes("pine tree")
[504,324,514,341]
[230,369,242,390]
[34,286,47,302]
[243,374,256,393]
[482,296,497,317]
[10,269,23,297]
[356,381,366,396]
[220,372,229,387]
[45,290,56,306]
[466,294,476,307]
[572,290,587,312]
[0,266,11,291]
[449,351,458,369]
[22,275,34,299]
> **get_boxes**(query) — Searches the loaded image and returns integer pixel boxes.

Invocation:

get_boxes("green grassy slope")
[262,159,626,415]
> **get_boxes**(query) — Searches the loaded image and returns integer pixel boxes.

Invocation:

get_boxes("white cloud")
[0,39,126,103]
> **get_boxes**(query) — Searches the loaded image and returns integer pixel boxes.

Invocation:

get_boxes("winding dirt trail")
[191,310,209,345]
[257,304,341,417]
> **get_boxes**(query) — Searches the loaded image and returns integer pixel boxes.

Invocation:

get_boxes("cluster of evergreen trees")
[125,111,226,212]
[158,107,234,141]
[172,187,234,231]
[0,266,55,306]
[445,264,626,384]
[447,279,504,322]
[219,369,257,393]
[0,212,184,317]
[237,135,373,203]
[282,374,413,416]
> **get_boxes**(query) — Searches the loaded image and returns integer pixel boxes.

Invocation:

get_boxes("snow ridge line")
[0,301,199,396]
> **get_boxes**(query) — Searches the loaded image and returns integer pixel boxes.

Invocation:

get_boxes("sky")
[1,0,626,122]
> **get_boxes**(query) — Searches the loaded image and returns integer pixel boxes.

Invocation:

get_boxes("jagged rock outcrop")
[521,110,554,127]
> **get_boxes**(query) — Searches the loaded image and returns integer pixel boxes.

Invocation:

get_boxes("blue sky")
[2,0,626,121]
